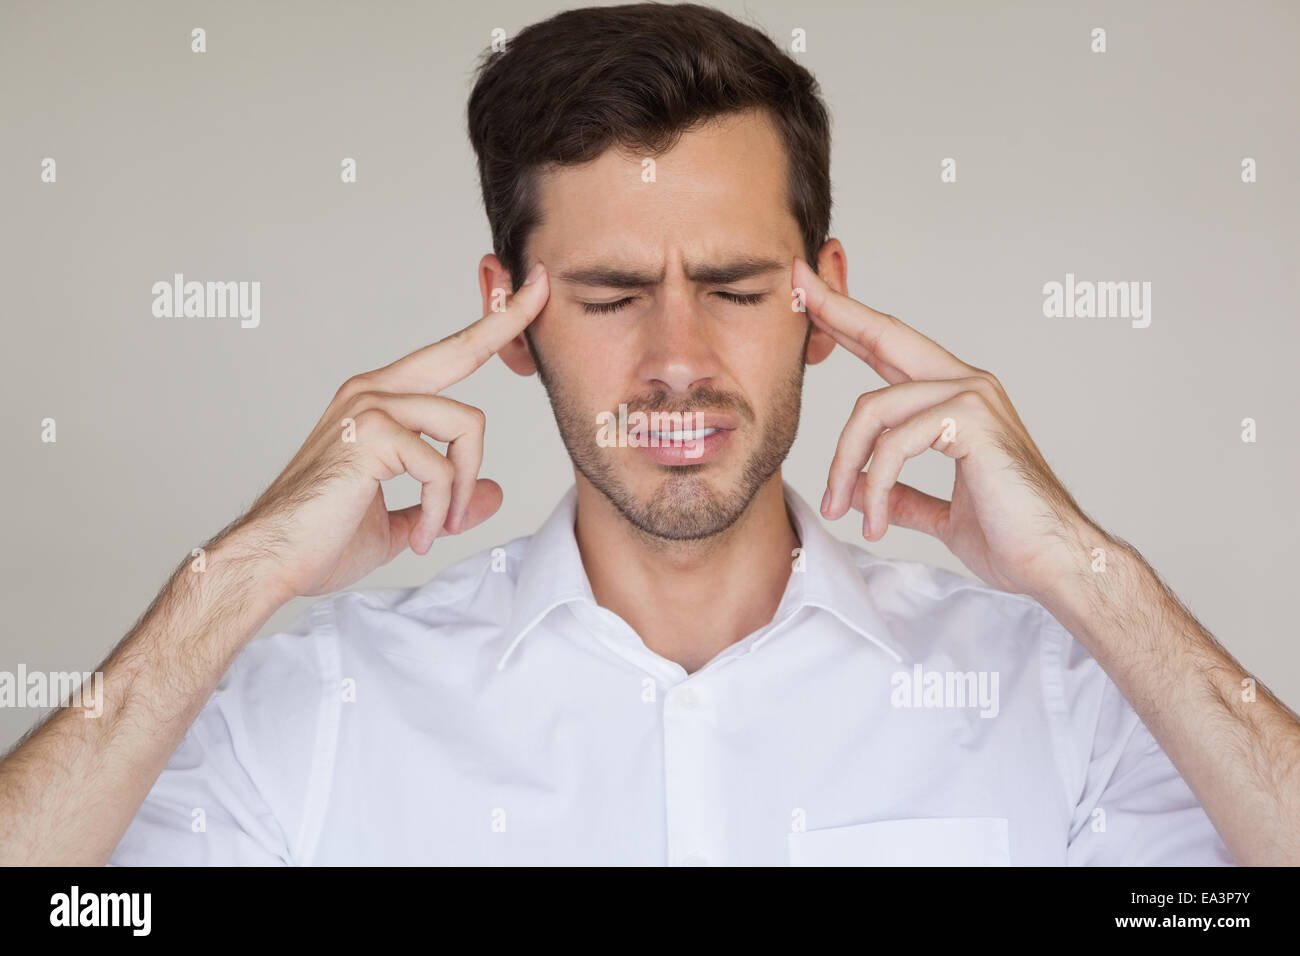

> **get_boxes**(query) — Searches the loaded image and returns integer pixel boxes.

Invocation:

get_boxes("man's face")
[522,108,814,541]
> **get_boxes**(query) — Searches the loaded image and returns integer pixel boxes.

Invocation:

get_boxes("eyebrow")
[555,256,786,289]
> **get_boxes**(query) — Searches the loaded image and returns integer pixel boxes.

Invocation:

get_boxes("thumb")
[387,478,504,557]
[850,474,949,540]
[443,478,504,536]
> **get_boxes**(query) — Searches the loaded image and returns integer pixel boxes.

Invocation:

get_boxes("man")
[1,2,1296,866]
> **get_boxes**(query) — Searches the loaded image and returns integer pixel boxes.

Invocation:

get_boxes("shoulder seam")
[850,551,1046,612]
[389,545,521,615]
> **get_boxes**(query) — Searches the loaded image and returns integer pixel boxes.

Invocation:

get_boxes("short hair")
[467,1,832,292]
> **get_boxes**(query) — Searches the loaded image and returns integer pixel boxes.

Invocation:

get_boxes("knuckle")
[335,373,372,402]
[352,407,392,435]
[445,326,492,370]
[345,390,384,413]
[851,393,885,433]
[421,445,450,471]
[422,467,452,498]
[466,404,487,432]
[439,323,474,346]
[431,453,456,483]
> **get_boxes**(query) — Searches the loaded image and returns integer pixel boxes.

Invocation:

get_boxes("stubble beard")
[528,326,810,542]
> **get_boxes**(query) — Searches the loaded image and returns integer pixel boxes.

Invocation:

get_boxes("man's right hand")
[239,262,549,601]
[0,262,548,864]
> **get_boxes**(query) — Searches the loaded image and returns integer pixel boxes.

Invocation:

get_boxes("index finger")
[373,262,549,394]
[792,257,968,384]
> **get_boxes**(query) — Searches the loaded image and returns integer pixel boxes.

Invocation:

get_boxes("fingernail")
[523,262,545,286]
[821,487,831,514]
[862,511,871,539]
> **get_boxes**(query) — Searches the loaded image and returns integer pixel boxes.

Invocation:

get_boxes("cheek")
[728,315,807,404]
[534,311,631,398]
[529,308,580,373]
[738,307,807,362]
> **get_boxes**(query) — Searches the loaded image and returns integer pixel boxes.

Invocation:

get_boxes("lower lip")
[637,428,733,466]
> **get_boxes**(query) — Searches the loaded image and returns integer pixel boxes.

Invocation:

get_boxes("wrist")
[107,525,292,729]
[1034,518,1140,652]
[151,522,296,669]
[207,522,299,616]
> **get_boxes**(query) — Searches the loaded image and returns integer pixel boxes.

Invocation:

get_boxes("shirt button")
[679,853,709,866]
[676,688,699,710]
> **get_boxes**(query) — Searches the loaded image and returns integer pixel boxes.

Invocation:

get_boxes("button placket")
[663,681,724,866]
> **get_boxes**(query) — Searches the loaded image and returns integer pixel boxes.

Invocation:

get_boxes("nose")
[633,284,720,395]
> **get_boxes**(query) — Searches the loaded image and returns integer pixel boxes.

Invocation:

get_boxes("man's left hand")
[795,256,1093,603]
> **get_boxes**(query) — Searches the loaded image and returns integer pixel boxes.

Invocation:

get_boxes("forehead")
[529,108,801,269]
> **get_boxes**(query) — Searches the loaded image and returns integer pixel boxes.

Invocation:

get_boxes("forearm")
[0,527,289,865]
[1039,520,1300,865]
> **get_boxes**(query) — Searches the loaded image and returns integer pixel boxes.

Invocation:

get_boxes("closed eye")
[580,291,768,315]
[715,291,767,307]
[582,296,638,316]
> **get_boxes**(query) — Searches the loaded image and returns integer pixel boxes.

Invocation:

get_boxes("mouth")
[635,418,735,466]
[637,410,738,433]
[647,425,726,444]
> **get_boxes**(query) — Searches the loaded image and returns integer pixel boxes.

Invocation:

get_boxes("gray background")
[2,0,1297,750]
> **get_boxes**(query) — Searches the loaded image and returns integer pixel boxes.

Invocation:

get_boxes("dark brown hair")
[467,2,832,292]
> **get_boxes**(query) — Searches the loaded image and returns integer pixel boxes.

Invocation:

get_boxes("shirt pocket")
[788,816,1010,866]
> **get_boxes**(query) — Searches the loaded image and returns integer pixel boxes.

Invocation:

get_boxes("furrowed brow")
[554,266,662,288]
[684,256,785,284]
[555,256,785,289]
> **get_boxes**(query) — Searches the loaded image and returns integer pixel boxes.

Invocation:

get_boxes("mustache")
[620,387,753,420]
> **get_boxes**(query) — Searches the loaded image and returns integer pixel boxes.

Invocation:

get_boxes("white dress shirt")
[109,483,1233,866]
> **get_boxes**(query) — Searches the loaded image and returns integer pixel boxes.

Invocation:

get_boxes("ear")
[479,253,537,376]
[804,238,849,366]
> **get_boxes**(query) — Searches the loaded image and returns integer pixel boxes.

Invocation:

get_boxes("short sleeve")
[1047,616,1235,866]
[108,600,340,866]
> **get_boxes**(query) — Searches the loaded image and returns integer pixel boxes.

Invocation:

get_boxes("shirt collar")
[781,482,905,663]
[496,482,904,669]
[496,485,592,670]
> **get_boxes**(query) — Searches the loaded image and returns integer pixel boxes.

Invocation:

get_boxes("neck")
[574,472,800,674]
